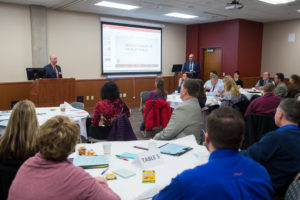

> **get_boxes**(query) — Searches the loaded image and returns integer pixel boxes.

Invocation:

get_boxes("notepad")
[73,155,109,169]
[113,168,136,179]
[159,143,193,156]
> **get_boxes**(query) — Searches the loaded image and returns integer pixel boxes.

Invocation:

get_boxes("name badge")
[133,149,163,169]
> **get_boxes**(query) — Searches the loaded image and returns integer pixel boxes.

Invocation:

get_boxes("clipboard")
[159,143,193,156]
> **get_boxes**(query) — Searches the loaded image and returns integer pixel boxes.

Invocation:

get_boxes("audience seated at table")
[255,72,275,90]
[0,100,39,200]
[195,79,207,108]
[287,74,300,98]
[274,73,287,98]
[204,70,222,91]
[242,99,300,199]
[8,116,120,200]
[149,77,168,100]
[177,73,187,93]
[153,79,202,142]
[206,74,224,96]
[233,70,244,88]
[153,107,273,200]
[220,76,242,107]
[89,81,130,140]
[244,84,281,117]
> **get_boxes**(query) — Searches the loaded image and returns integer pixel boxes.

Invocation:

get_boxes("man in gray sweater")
[154,79,202,142]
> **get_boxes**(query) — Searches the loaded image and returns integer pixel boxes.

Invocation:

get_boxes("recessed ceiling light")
[297,9,300,12]
[165,12,198,19]
[258,0,295,5]
[95,1,139,10]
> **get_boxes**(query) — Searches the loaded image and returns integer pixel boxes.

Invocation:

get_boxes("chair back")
[242,114,277,149]
[140,91,150,109]
[107,113,137,141]
[71,102,84,110]
[144,99,172,131]
[0,160,22,200]
[232,94,250,115]
[285,172,300,200]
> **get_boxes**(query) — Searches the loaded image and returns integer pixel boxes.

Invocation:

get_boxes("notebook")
[113,168,136,179]
[159,143,193,156]
[73,155,109,169]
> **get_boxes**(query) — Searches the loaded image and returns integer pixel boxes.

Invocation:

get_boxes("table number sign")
[133,149,163,169]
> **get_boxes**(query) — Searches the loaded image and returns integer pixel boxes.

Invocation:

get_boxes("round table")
[0,106,89,138]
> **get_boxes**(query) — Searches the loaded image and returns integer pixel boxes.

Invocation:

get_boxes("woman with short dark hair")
[8,116,120,200]
[89,81,130,139]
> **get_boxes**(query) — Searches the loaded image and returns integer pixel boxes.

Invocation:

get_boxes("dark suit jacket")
[44,64,62,78]
[182,61,200,79]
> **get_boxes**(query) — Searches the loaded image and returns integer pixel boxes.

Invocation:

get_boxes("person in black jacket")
[43,54,62,78]
[0,100,39,200]
[233,70,244,88]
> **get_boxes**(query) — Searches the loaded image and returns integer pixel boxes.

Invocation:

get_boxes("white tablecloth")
[240,88,262,101]
[69,135,210,200]
[167,89,262,109]
[167,94,220,109]
[0,107,89,138]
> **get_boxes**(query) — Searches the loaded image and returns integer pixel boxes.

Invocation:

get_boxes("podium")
[29,78,76,107]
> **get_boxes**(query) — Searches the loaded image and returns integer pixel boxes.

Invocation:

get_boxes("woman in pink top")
[8,116,120,200]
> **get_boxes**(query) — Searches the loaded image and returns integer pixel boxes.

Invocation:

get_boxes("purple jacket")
[108,113,137,141]
[244,93,282,117]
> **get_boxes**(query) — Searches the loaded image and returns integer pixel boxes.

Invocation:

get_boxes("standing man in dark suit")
[182,53,200,79]
[44,54,62,79]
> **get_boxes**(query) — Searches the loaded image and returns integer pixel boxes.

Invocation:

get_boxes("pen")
[133,146,148,151]
[115,155,129,161]
[101,167,109,175]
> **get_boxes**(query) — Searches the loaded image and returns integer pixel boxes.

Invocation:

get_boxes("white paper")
[288,33,296,42]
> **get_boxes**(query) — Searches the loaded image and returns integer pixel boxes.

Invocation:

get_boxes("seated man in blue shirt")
[204,70,222,90]
[153,107,273,200]
[242,98,300,198]
[206,74,224,96]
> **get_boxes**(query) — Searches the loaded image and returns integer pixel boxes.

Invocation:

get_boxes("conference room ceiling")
[1,0,300,24]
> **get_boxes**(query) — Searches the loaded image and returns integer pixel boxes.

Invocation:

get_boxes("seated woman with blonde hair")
[0,100,39,200]
[8,116,120,200]
[220,76,242,107]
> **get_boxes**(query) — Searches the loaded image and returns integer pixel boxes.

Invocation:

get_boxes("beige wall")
[262,20,300,77]
[47,10,186,79]
[0,3,186,82]
[0,3,32,82]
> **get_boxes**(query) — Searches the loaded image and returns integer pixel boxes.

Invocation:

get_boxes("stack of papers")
[73,155,109,169]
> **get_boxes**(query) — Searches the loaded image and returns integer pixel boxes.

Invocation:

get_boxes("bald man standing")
[182,53,200,79]
[44,54,62,79]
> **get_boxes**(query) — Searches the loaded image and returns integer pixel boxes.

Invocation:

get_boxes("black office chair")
[242,114,278,149]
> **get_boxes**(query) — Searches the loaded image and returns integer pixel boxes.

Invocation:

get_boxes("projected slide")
[102,22,162,74]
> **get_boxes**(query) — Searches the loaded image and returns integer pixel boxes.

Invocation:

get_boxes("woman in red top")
[89,81,130,139]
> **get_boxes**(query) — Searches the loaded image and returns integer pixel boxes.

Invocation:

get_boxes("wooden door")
[203,48,222,82]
